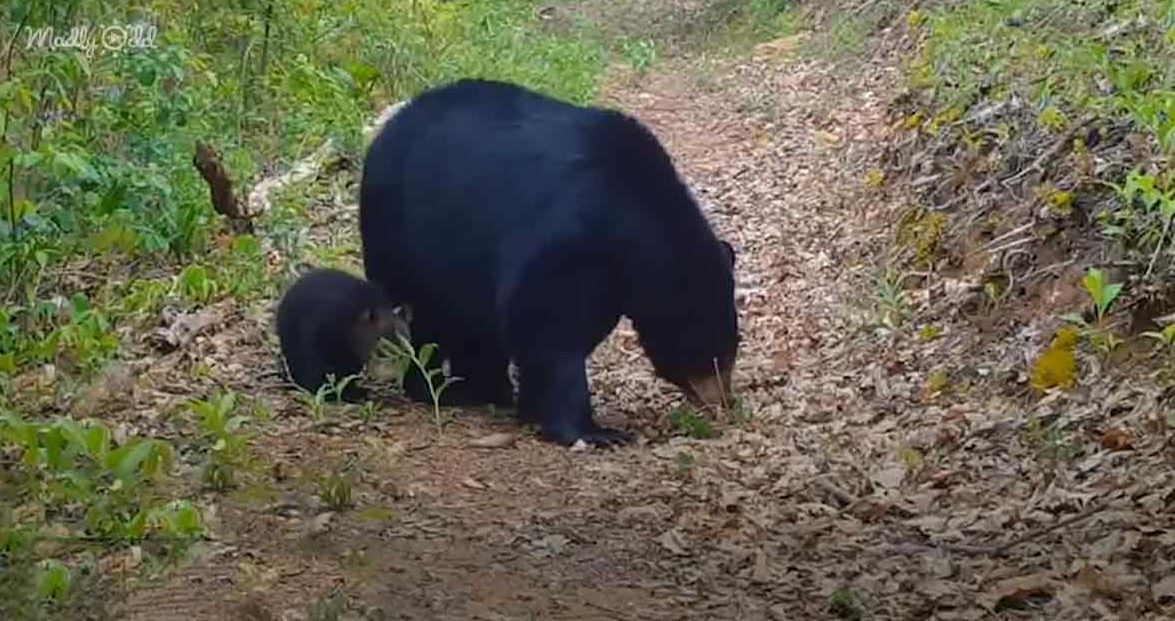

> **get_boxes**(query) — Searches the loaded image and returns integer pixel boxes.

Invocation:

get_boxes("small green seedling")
[1062,268,1125,354]
[872,267,909,329]
[668,405,717,439]
[318,472,354,510]
[190,391,253,491]
[729,396,753,426]
[297,374,362,424]
[357,400,380,423]
[387,334,462,429]
[36,560,72,604]
[829,587,863,620]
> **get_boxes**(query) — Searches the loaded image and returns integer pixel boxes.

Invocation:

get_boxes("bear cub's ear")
[720,240,736,267]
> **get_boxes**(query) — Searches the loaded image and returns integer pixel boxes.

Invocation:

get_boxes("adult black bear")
[360,79,738,446]
[276,267,404,403]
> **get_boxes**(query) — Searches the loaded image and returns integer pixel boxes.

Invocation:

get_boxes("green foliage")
[295,374,361,425]
[1021,415,1081,464]
[318,472,355,511]
[1062,268,1125,355]
[188,390,254,491]
[0,294,121,381]
[0,410,201,616]
[668,405,717,439]
[35,559,72,603]
[871,267,910,329]
[0,0,608,614]
[621,38,658,73]
[0,0,607,380]
[382,335,461,429]
[1102,168,1175,258]
[175,265,217,304]
[917,0,1174,124]
[829,586,863,620]
[729,396,754,426]
[914,0,1175,279]
[1142,315,1175,351]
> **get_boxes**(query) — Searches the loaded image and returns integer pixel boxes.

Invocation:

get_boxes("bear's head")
[636,240,739,411]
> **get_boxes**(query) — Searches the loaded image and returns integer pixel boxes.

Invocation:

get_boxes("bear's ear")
[719,240,735,267]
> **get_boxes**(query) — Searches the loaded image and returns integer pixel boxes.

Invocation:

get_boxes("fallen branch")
[952,498,1114,556]
[243,138,338,219]
[192,141,254,234]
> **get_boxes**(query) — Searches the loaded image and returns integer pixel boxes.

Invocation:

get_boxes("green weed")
[621,38,658,73]
[1062,268,1125,355]
[668,405,717,439]
[872,267,910,329]
[1142,314,1175,352]
[318,472,355,511]
[0,410,202,616]
[381,335,461,429]
[188,391,254,491]
[296,374,362,424]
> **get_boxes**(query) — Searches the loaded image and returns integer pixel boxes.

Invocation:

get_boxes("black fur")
[276,268,396,402]
[360,79,738,446]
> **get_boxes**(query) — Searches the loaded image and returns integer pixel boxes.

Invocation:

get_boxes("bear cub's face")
[348,304,410,359]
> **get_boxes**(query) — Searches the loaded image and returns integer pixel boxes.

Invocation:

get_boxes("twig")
[1144,212,1173,279]
[978,222,1034,253]
[1001,123,1085,187]
[812,475,860,508]
[952,499,1114,556]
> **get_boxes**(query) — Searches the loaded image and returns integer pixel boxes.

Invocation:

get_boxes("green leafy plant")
[176,265,218,304]
[0,409,202,615]
[829,586,863,620]
[621,38,658,73]
[296,374,363,424]
[1062,268,1125,355]
[189,391,254,491]
[872,267,910,329]
[357,400,381,423]
[35,559,72,605]
[384,335,461,429]
[729,396,754,426]
[1021,415,1080,464]
[668,405,717,439]
[318,472,355,510]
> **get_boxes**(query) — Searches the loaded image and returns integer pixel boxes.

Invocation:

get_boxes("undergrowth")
[0,0,609,614]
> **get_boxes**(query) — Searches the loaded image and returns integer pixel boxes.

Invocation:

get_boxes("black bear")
[360,79,738,446]
[276,267,405,402]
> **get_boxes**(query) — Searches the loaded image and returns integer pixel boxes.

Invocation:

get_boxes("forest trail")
[114,18,1173,621]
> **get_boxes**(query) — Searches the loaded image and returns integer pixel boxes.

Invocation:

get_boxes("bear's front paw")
[542,424,631,448]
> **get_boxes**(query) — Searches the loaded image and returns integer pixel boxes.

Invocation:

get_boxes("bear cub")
[276,267,405,402]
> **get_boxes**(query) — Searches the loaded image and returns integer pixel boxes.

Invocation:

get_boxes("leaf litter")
[104,10,1175,621]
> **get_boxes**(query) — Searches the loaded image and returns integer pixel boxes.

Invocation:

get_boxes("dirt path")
[111,42,891,619]
[113,26,1174,621]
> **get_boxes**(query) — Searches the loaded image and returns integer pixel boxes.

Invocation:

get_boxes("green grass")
[913,0,1173,131]
[901,0,1174,292]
